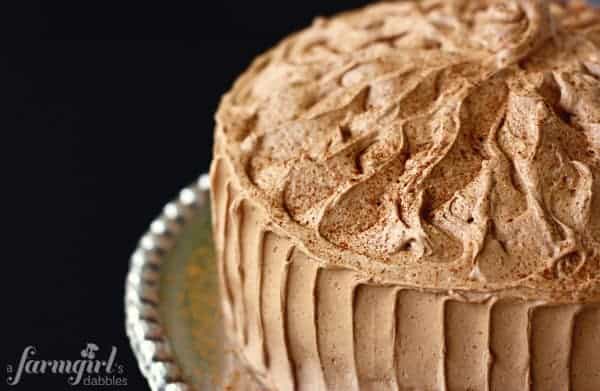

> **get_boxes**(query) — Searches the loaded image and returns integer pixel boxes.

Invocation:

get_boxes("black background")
[3,1,371,390]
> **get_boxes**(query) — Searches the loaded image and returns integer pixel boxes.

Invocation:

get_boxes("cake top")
[215,0,600,301]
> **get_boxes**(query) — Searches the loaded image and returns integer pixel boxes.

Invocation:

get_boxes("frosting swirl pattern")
[216,0,600,299]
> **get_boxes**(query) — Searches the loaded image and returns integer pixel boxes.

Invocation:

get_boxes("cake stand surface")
[125,174,264,391]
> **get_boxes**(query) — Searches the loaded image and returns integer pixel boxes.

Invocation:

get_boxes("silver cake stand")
[125,175,263,391]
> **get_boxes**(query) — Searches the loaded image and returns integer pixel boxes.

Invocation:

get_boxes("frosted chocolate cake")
[210,0,600,389]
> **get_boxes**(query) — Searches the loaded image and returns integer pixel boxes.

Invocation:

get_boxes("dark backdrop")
[2,1,371,390]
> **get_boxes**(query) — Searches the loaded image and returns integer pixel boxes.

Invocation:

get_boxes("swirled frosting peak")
[216,0,600,298]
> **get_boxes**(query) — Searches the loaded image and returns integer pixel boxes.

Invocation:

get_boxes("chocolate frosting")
[215,0,600,301]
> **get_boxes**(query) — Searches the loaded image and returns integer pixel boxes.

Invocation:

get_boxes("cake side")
[210,149,600,391]
[214,0,600,300]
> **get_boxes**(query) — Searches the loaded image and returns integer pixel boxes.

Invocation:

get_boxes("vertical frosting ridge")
[285,250,327,390]
[395,290,446,390]
[226,184,246,348]
[237,199,262,366]
[444,299,493,390]
[260,232,295,390]
[489,300,532,390]
[353,285,399,391]
[209,158,235,339]
[570,305,600,390]
[315,268,362,390]
[530,304,581,390]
